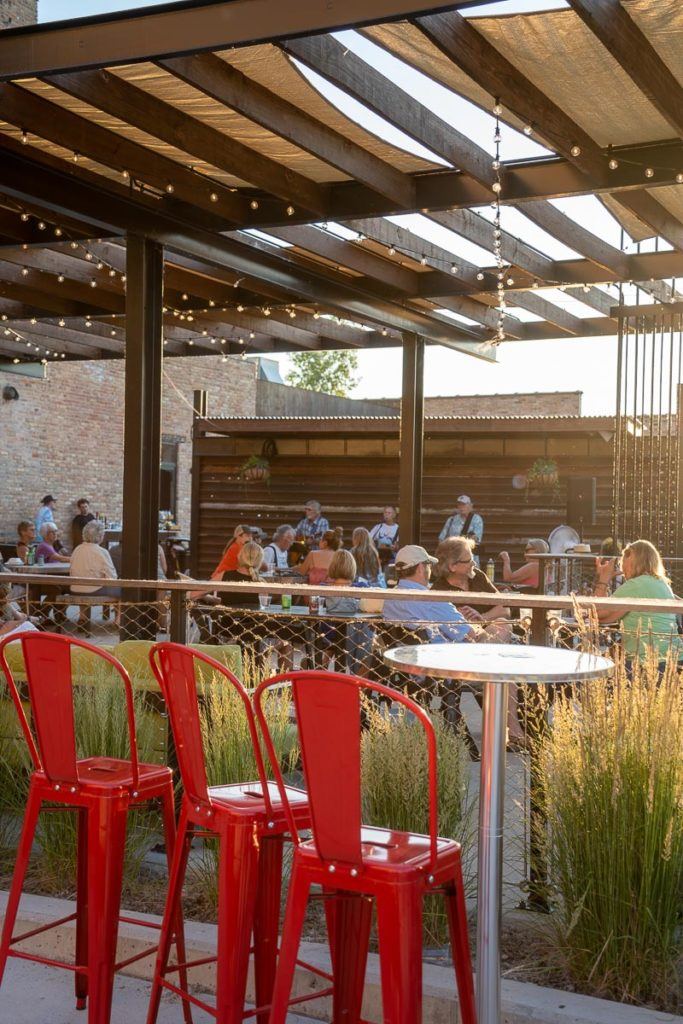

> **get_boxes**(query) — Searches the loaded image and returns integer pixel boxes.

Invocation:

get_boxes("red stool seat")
[0,633,191,1024]
[255,670,478,1024]
[146,643,313,1024]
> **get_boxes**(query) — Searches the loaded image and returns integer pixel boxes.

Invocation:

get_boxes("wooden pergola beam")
[45,69,329,214]
[0,83,247,225]
[158,53,416,209]
[568,0,683,140]
[0,1,478,80]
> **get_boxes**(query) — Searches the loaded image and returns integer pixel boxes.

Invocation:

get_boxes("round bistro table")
[383,642,613,1024]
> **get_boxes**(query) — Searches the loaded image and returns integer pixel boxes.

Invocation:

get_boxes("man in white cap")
[382,544,473,643]
[438,495,484,564]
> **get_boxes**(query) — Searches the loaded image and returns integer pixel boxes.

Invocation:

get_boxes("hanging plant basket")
[240,455,270,483]
[527,458,559,492]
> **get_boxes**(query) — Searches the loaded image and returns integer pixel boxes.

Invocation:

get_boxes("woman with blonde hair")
[219,541,265,605]
[350,527,381,583]
[594,539,682,661]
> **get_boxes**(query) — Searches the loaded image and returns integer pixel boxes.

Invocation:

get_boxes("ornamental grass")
[541,652,683,1009]
[361,700,473,945]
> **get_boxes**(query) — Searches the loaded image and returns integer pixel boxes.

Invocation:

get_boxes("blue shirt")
[438,511,484,544]
[35,505,56,536]
[382,579,473,643]
[295,515,330,549]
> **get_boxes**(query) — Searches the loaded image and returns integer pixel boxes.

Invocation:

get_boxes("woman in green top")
[594,539,681,662]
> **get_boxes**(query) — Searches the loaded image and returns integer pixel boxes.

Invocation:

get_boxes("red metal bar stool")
[254,670,478,1024]
[146,643,312,1024]
[0,632,190,1024]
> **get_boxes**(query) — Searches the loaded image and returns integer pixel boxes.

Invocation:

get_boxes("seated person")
[433,536,509,622]
[350,527,383,585]
[263,525,295,571]
[36,523,71,564]
[369,505,400,563]
[219,541,265,604]
[293,529,341,585]
[499,538,549,590]
[70,520,120,597]
[382,545,472,643]
[593,539,682,664]
[211,524,252,580]
[325,550,361,616]
[219,541,292,669]
[16,521,36,562]
[294,499,330,551]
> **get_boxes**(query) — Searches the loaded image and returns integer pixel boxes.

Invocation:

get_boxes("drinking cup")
[281,593,292,610]
[258,594,272,611]
[309,595,319,613]
[317,596,326,614]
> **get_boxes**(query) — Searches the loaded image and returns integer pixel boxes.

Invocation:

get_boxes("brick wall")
[0,0,37,28]
[0,355,256,540]
[380,392,583,417]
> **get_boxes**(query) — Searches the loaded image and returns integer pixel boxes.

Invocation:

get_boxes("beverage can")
[281,593,292,610]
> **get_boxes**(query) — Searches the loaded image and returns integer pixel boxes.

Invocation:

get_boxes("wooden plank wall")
[193,428,613,578]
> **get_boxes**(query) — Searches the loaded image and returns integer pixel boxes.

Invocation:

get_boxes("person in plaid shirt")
[295,500,330,550]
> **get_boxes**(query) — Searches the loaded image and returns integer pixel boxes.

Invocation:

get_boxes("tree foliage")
[286,350,359,397]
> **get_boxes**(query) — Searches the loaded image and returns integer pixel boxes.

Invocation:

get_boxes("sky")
[32,0,673,414]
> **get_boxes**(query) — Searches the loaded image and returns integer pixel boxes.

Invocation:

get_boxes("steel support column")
[122,234,163,584]
[398,332,424,545]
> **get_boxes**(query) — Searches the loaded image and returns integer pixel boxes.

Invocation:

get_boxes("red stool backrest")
[254,670,440,871]
[149,642,272,813]
[0,631,139,788]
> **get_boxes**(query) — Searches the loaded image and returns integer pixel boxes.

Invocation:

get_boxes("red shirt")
[211,542,240,579]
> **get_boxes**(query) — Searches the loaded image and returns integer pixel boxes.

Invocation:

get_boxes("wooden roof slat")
[413,11,607,183]
[158,53,416,209]
[568,0,683,140]
[0,82,247,224]
[282,35,494,188]
[44,69,329,214]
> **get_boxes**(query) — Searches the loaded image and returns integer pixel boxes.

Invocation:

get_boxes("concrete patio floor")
[1,958,315,1023]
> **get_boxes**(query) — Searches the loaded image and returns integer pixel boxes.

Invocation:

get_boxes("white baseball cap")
[395,544,438,570]
[456,495,472,505]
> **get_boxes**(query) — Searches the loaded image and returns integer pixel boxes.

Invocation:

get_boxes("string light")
[250,200,259,210]
[20,131,28,145]
[491,101,507,347]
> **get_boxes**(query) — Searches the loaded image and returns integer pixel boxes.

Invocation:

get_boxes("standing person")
[35,495,57,537]
[294,500,330,551]
[438,496,484,565]
[210,524,253,579]
[369,505,400,562]
[16,521,36,562]
[350,527,382,584]
[71,497,95,549]
[263,525,296,570]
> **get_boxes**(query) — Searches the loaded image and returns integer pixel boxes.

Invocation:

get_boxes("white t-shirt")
[70,542,118,594]
[369,523,399,548]
[262,543,289,570]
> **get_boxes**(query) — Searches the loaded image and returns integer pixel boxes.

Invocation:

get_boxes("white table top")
[384,642,613,684]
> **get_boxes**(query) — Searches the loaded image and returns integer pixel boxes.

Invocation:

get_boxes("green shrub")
[542,655,683,1009]
[361,702,473,945]
[0,698,30,860]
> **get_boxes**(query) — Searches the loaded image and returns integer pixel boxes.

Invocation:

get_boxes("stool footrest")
[10,911,77,945]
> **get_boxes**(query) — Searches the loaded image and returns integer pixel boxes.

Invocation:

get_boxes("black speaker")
[566,477,596,529]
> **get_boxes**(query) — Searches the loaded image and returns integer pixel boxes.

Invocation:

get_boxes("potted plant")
[240,454,270,482]
[527,457,559,489]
